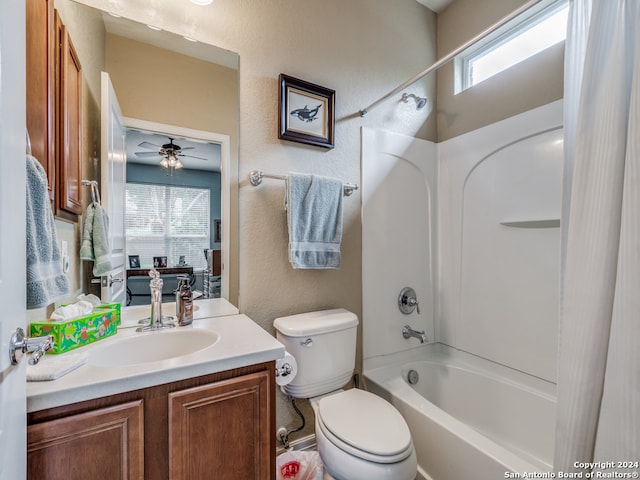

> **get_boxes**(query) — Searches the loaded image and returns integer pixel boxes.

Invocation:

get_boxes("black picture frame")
[279,74,335,149]
[128,255,140,269]
[214,219,222,243]
[153,256,167,268]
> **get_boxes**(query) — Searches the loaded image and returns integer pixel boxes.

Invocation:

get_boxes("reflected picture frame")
[214,219,222,244]
[153,256,167,268]
[128,255,140,269]
[278,74,335,149]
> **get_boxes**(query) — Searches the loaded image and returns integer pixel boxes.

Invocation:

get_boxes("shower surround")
[362,100,563,479]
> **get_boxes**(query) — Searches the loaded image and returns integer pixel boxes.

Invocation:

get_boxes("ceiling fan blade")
[180,154,209,161]
[138,141,161,150]
[179,146,195,151]
[134,151,163,157]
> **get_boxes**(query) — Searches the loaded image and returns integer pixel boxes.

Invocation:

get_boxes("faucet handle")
[398,287,420,315]
[9,328,54,366]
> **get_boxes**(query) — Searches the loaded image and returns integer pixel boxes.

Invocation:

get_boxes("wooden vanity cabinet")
[27,400,144,480]
[27,362,276,480]
[26,1,83,221]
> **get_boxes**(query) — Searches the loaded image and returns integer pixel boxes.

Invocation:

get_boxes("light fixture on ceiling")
[160,153,184,174]
[190,0,213,5]
[135,136,208,175]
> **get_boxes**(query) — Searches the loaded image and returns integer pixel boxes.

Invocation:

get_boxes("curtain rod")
[358,0,545,117]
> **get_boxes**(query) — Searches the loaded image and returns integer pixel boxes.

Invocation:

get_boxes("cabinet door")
[27,400,144,480]
[55,10,83,220]
[26,0,55,199]
[169,371,273,480]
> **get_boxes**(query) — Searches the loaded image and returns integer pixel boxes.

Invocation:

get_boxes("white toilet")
[274,309,417,480]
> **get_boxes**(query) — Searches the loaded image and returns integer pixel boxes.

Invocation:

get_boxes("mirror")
[62,0,239,307]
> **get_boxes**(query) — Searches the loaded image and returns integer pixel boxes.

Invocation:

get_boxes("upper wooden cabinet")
[55,11,83,220]
[26,0,55,200]
[26,1,83,221]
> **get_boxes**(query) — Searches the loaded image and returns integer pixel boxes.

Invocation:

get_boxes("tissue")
[49,300,94,321]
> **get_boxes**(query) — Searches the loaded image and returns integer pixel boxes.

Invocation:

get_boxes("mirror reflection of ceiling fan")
[135,137,208,171]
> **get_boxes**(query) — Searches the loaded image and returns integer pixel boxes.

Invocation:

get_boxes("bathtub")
[364,344,556,480]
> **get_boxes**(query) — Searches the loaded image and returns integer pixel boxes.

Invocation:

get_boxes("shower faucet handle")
[398,287,420,315]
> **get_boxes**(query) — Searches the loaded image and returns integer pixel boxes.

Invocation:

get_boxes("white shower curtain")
[555,0,640,472]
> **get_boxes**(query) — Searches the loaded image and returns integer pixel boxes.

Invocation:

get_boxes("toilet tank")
[274,309,358,398]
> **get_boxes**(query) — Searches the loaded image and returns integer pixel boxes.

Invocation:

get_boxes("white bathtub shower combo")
[361,100,563,480]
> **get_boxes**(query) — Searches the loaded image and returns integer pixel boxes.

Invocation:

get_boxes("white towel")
[26,351,87,382]
[286,173,343,269]
[26,155,70,309]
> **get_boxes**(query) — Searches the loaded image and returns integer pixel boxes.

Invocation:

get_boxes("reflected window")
[125,183,210,269]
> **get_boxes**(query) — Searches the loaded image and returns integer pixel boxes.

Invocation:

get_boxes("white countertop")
[27,313,285,413]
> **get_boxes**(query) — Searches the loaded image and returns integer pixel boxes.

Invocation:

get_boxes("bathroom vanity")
[26,308,284,480]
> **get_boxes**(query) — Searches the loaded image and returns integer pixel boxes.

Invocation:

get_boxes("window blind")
[125,183,210,269]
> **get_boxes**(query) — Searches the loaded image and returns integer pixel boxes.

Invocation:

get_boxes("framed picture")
[153,256,167,268]
[279,74,335,149]
[128,255,140,269]
[214,219,222,243]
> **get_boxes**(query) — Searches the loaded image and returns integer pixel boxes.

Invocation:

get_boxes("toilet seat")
[316,389,413,464]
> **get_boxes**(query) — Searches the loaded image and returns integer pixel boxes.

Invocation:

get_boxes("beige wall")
[228,0,437,437]
[64,0,438,440]
[105,35,239,138]
[436,0,564,141]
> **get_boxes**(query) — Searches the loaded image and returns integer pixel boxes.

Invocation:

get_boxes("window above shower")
[454,0,569,94]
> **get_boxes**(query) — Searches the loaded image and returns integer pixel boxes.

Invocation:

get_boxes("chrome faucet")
[136,269,175,332]
[402,325,427,344]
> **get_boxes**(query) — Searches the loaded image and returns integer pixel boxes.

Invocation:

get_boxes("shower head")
[401,92,428,110]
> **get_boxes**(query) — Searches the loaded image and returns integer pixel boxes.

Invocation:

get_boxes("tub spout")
[402,325,427,344]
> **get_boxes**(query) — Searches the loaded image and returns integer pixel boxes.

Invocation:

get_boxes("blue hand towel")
[287,173,343,269]
[80,202,112,276]
[26,155,70,309]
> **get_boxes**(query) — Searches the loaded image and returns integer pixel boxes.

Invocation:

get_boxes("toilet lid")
[317,389,412,459]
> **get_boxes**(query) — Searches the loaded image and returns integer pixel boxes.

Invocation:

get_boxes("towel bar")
[248,170,358,197]
[81,179,101,205]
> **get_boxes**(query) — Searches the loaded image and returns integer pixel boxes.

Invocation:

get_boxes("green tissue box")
[30,307,119,354]
[96,302,121,327]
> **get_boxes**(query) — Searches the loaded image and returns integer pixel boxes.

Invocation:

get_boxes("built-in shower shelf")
[499,218,560,228]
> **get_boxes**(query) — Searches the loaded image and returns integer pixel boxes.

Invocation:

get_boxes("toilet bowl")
[311,389,417,480]
[273,309,417,480]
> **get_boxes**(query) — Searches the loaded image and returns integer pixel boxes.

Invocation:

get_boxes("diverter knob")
[398,287,420,315]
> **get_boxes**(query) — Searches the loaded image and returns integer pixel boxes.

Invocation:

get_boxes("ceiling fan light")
[160,158,169,168]
[175,160,184,170]
[190,0,213,5]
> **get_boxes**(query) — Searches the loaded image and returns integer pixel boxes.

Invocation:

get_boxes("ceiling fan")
[135,137,208,171]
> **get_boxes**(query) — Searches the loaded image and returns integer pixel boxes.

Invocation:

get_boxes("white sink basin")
[88,328,219,367]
